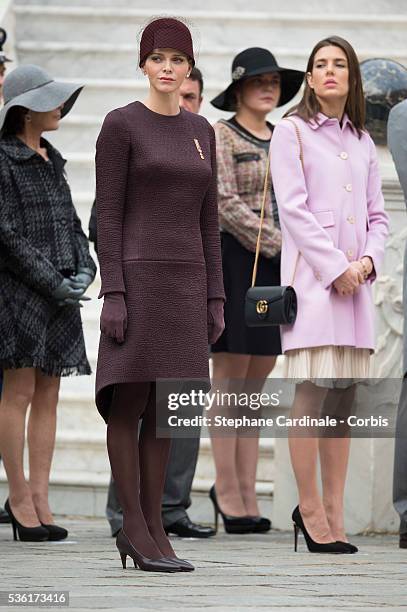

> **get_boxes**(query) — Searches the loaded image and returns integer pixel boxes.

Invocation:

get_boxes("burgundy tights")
[106,381,175,559]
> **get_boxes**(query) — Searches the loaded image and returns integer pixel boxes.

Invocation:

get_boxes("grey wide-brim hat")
[0,64,83,131]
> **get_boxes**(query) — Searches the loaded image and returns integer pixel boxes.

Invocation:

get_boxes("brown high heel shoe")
[116,530,183,572]
[165,555,194,572]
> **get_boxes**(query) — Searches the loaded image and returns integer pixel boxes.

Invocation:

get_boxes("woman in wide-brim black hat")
[211,47,304,112]
[208,48,304,533]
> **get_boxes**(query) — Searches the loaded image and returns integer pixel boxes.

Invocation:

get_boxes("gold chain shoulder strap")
[251,147,271,287]
[251,117,304,288]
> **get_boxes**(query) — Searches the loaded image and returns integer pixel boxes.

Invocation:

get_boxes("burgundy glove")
[100,292,127,343]
[207,298,225,345]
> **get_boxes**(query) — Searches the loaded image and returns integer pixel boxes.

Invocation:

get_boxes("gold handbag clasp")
[256,300,268,315]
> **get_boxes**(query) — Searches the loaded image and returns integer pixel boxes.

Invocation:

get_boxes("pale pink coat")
[270,113,389,353]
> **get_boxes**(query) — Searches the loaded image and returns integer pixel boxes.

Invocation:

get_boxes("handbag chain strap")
[251,117,303,288]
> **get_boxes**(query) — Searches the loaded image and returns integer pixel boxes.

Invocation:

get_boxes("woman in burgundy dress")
[95,17,225,572]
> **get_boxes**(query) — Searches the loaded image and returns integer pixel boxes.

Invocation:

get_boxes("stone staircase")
[1,0,405,518]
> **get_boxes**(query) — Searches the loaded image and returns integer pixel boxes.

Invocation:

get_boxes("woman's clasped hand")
[52,277,91,307]
[333,257,373,296]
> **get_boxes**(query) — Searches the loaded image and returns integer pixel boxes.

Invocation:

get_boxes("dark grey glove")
[52,278,90,307]
[56,295,91,307]
[69,267,94,290]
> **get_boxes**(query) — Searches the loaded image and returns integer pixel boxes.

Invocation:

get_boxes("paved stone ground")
[0,518,406,612]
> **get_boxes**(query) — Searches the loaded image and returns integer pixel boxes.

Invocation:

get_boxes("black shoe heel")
[4,499,49,543]
[209,485,257,534]
[292,506,351,554]
[11,519,17,541]
[213,501,219,533]
[120,553,127,569]
[294,523,299,552]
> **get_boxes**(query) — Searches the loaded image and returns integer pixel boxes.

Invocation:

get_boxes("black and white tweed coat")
[0,135,96,376]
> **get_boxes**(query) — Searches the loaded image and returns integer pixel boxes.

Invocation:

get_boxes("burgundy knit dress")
[95,101,225,422]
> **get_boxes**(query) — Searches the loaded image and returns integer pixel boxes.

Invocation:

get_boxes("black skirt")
[211,232,282,356]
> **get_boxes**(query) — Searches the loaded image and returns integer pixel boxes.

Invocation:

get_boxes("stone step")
[13,0,407,13]
[14,42,306,80]
[49,102,270,153]
[15,39,407,82]
[55,393,101,432]
[59,126,401,198]
[63,152,95,192]
[0,432,274,518]
[44,79,251,124]
[49,429,274,478]
[67,191,96,236]
[14,5,407,50]
[0,473,274,521]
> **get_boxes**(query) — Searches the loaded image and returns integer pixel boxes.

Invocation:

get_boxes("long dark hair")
[288,36,365,137]
[1,106,29,137]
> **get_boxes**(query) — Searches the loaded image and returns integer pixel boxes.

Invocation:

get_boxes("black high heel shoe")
[337,540,358,553]
[4,499,49,542]
[248,516,272,533]
[292,506,350,554]
[40,523,68,541]
[209,485,256,534]
[116,530,183,572]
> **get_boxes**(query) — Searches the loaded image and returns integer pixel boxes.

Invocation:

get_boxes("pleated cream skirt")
[283,345,371,388]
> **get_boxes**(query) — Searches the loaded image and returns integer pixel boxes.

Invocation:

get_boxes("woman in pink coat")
[270,36,389,553]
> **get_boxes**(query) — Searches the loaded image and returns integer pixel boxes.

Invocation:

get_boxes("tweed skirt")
[0,269,91,377]
[283,345,371,388]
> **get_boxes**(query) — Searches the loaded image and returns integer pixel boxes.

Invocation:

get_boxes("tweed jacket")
[388,100,407,376]
[214,119,281,258]
[0,136,96,299]
[271,113,389,353]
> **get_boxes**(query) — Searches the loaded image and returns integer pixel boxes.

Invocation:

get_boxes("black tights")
[106,381,174,559]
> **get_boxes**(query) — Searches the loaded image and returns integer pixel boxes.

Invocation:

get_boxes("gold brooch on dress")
[193,138,205,159]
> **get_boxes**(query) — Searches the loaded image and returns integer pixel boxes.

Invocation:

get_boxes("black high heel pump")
[292,506,351,554]
[4,499,49,542]
[209,485,255,534]
[116,530,184,572]
[337,540,358,553]
[40,522,68,541]
[248,515,271,533]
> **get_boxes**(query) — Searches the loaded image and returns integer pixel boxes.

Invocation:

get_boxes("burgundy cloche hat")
[139,17,195,67]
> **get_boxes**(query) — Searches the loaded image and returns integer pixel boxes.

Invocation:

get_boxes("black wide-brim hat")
[0,27,12,64]
[211,47,304,111]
